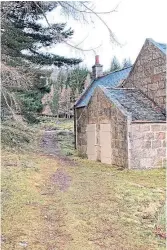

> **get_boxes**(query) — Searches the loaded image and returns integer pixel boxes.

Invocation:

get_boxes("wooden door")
[100,124,112,164]
[86,124,97,161]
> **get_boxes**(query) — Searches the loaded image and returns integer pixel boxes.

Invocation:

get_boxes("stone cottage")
[74,38,166,169]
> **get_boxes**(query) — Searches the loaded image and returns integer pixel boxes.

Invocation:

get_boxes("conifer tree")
[1,1,82,121]
[110,56,121,72]
[122,58,132,68]
[1,1,82,67]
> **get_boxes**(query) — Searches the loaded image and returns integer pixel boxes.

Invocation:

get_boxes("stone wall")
[123,39,166,110]
[87,88,111,161]
[76,107,88,156]
[129,122,166,169]
[110,108,128,168]
[76,88,129,167]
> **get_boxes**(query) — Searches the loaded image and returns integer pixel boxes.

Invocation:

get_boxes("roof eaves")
[74,79,95,107]
[74,74,110,108]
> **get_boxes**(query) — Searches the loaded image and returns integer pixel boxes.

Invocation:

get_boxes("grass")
[1,118,166,249]
[1,151,59,250]
[1,119,39,151]
[36,116,74,131]
[1,149,166,250]
[35,117,76,156]
[57,132,76,156]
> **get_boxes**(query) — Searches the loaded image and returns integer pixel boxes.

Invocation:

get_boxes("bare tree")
[1,1,120,119]
[34,1,120,53]
[1,62,35,119]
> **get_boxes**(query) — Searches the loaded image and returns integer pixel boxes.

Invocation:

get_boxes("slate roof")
[75,66,132,108]
[148,38,166,54]
[100,86,166,121]
[75,38,166,110]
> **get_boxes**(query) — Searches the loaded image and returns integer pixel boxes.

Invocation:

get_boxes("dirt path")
[1,129,166,250]
[38,130,93,249]
[40,130,61,156]
[38,130,166,250]
[40,129,76,165]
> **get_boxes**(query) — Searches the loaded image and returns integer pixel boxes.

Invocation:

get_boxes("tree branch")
[82,2,119,45]
[58,2,118,15]
[34,1,103,54]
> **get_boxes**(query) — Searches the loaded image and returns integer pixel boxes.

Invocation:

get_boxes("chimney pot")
[92,55,103,80]
[95,55,99,64]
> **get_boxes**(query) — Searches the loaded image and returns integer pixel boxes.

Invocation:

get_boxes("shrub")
[1,120,34,149]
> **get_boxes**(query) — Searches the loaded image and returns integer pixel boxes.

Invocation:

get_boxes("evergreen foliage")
[50,67,89,116]
[110,56,121,72]
[106,56,132,74]
[1,1,82,122]
[122,58,132,68]
[17,71,51,123]
[65,67,89,101]
[1,2,82,67]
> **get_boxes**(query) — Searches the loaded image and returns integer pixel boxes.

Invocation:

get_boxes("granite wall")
[129,122,166,169]
[76,88,129,168]
[123,39,166,111]
[75,107,88,156]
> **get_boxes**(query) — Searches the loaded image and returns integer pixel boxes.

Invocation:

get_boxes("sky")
[42,0,167,71]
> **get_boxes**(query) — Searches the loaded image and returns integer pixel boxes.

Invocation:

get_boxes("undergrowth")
[1,117,166,249]
[1,119,37,151]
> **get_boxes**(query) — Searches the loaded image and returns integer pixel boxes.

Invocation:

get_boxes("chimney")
[95,55,100,64]
[92,55,103,80]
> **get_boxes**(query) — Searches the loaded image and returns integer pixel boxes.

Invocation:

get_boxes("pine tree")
[1,1,118,121]
[1,2,82,67]
[50,67,89,117]
[1,2,82,121]
[122,58,132,68]
[110,56,121,72]
[66,67,89,98]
